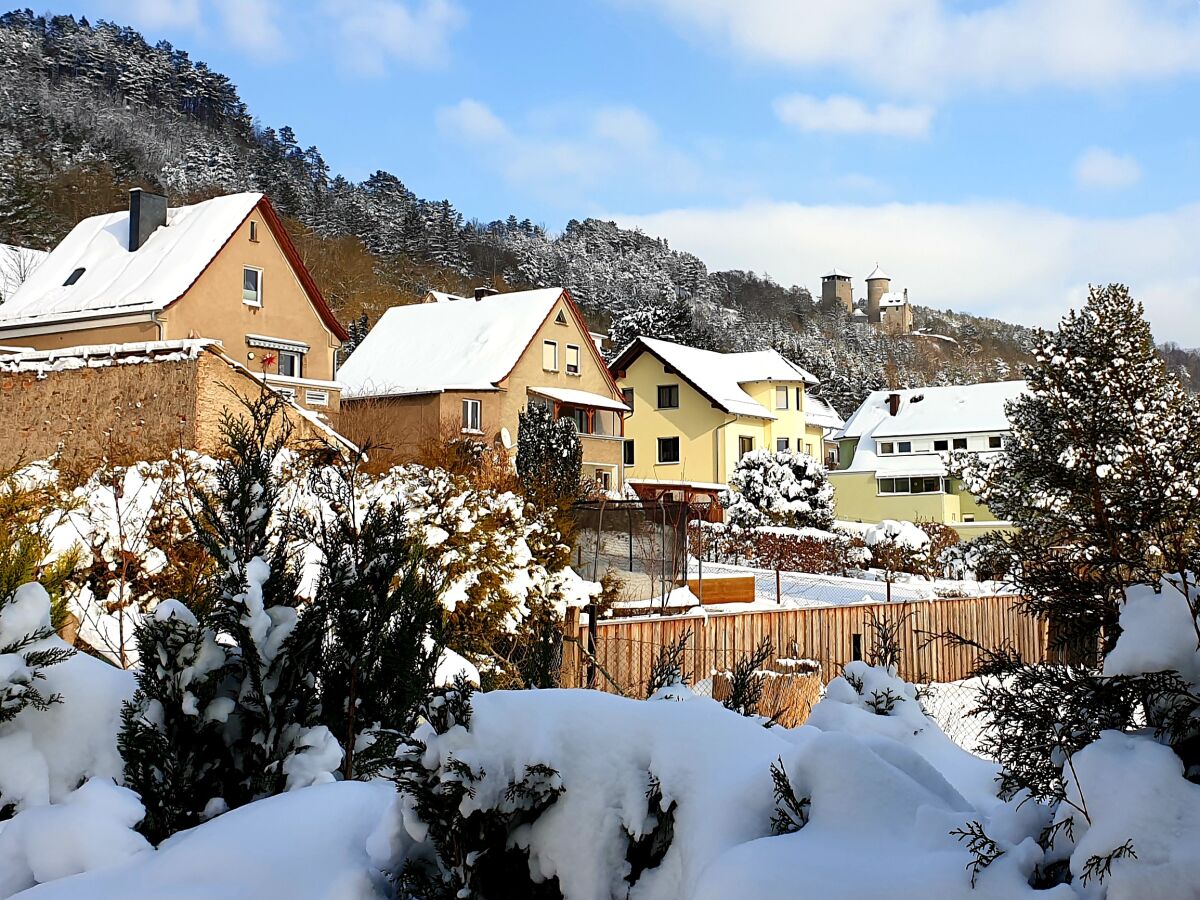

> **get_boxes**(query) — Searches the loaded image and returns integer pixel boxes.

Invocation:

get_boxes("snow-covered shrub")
[516,402,583,510]
[939,532,1013,582]
[721,449,834,531]
[302,452,445,780]
[689,520,865,574]
[860,519,931,581]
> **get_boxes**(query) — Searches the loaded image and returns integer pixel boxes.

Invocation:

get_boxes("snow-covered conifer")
[515,402,582,510]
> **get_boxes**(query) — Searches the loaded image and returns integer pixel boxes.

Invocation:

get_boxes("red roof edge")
[257,197,350,342]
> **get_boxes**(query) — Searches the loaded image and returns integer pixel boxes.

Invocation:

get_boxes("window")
[657,385,679,409]
[933,439,949,452]
[249,220,259,242]
[953,437,968,450]
[566,344,581,376]
[795,387,803,409]
[278,350,302,378]
[304,389,328,407]
[461,399,482,433]
[878,476,944,495]
[554,310,567,325]
[775,387,789,410]
[621,388,634,412]
[243,266,262,306]
[623,440,635,465]
[879,442,895,455]
[738,436,754,459]
[805,442,815,456]
[988,435,1004,449]
[569,408,589,434]
[657,437,680,464]
[599,471,611,491]
[63,267,85,286]
[963,514,975,523]
[898,441,912,453]
[542,340,558,371]
[776,438,790,452]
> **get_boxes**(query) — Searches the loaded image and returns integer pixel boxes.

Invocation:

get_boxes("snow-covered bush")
[689,520,866,574]
[721,449,835,531]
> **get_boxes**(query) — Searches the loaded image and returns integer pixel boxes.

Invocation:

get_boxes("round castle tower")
[865,264,890,324]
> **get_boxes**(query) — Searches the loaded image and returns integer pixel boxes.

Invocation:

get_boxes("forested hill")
[0,11,1194,414]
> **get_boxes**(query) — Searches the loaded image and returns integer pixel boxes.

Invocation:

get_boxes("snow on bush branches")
[721,449,834,531]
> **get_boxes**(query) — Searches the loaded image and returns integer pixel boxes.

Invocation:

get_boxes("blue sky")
[70,1,1200,341]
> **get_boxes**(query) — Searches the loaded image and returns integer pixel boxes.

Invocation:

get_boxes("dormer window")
[63,267,85,286]
[243,266,262,306]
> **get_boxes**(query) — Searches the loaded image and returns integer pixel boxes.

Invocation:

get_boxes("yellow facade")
[617,350,817,488]
[828,470,1010,537]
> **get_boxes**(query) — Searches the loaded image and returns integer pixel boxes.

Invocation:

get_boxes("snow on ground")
[14,781,396,900]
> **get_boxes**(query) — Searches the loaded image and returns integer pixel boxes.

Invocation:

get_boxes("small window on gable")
[621,387,634,412]
[897,441,912,454]
[554,309,567,325]
[657,385,679,409]
[566,344,581,375]
[249,220,259,242]
[243,266,262,306]
[542,340,558,371]
[879,442,894,455]
[63,267,85,286]
[775,386,789,410]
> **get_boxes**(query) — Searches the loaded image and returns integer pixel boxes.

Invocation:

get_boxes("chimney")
[888,393,901,416]
[128,188,168,252]
[474,286,499,301]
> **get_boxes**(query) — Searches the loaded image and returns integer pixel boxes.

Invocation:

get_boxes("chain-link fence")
[918,679,991,757]
[692,560,958,607]
[572,500,699,600]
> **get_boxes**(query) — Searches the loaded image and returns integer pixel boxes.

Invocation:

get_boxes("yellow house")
[336,287,629,487]
[829,381,1026,536]
[610,337,829,507]
[0,189,347,413]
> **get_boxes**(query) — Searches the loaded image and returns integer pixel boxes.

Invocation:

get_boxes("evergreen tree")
[515,403,582,509]
[304,450,445,781]
[950,284,1200,653]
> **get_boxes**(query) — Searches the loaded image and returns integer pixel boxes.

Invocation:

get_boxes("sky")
[65,0,1200,342]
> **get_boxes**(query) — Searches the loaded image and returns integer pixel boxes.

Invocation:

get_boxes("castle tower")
[865,263,890,324]
[821,268,854,314]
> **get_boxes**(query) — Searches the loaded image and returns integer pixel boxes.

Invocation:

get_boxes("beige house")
[0,189,347,413]
[336,287,629,487]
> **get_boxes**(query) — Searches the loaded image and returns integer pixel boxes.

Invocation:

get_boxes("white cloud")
[435,99,710,205]
[616,200,1200,343]
[630,0,1200,97]
[213,0,286,59]
[1074,146,1143,190]
[774,94,933,138]
[332,0,467,75]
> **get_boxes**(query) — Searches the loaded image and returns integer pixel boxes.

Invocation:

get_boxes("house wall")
[158,204,342,410]
[498,292,626,485]
[334,393,447,472]
[828,470,961,524]
[618,351,734,485]
[3,319,160,351]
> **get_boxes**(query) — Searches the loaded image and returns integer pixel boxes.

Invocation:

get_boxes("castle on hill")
[820,265,915,335]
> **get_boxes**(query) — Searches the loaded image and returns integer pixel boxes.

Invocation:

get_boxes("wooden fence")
[562,594,1046,694]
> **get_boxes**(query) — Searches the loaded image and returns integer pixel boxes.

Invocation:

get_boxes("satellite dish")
[499,427,513,449]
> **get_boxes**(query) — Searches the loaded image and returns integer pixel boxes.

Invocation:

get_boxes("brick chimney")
[888,392,901,416]
[128,188,168,252]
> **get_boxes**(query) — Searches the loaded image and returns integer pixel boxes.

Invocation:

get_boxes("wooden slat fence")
[562,595,1045,695]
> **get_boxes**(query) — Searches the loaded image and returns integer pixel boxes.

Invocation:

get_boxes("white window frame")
[542,340,558,372]
[565,343,581,376]
[599,471,611,491]
[953,437,968,451]
[988,435,1004,449]
[738,436,754,459]
[242,265,263,307]
[878,441,895,455]
[933,439,949,452]
[304,389,329,407]
[461,398,482,434]
[278,350,302,379]
[897,440,912,454]
[776,437,790,452]
[657,437,680,464]
[775,386,789,410]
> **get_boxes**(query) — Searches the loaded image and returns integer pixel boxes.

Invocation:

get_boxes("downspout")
[714,412,737,484]
[150,311,165,341]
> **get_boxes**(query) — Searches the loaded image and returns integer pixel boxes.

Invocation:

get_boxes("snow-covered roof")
[805,395,845,431]
[852,309,868,318]
[0,193,262,328]
[426,290,470,303]
[0,338,215,373]
[614,337,818,420]
[879,291,908,308]
[337,288,568,398]
[822,268,852,279]
[865,264,890,281]
[0,243,48,301]
[839,381,1027,441]
[529,385,629,412]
